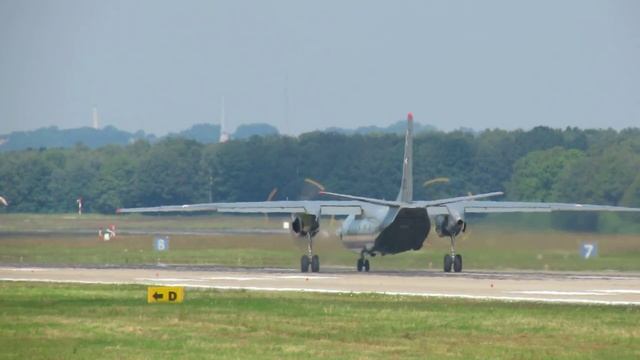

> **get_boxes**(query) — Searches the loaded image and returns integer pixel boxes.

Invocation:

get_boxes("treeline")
[0,126,639,230]
[0,123,280,152]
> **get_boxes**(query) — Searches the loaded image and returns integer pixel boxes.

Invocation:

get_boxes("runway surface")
[2,265,640,306]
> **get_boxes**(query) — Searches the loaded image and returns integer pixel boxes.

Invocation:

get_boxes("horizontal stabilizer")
[416,192,504,207]
[320,191,402,207]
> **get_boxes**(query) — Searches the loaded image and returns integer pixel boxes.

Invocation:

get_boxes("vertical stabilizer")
[396,112,413,202]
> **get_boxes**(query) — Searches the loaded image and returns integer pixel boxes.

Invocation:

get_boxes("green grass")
[0,213,283,232]
[1,213,640,271]
[0,281,638,359]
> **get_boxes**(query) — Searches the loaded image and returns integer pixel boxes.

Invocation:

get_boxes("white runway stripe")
[589,289,640,294]
[509,291,610,296]
[0,267,49,272]
[2,277,639,306]
[136,275,337,282]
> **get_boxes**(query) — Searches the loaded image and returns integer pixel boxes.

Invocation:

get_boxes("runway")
[2,265,640,306]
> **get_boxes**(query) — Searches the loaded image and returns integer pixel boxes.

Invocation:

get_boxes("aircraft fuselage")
[338,204,431,255]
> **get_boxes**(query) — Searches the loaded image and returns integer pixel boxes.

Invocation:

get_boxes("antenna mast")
[92,107,99,129]
[219,96,229,143]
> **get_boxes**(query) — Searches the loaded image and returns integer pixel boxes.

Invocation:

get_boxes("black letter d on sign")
[169,291,177,301]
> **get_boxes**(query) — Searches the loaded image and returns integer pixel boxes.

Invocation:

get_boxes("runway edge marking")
[2,277,639,307]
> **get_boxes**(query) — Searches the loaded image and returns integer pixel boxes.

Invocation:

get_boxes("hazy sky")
[1,0,639,135]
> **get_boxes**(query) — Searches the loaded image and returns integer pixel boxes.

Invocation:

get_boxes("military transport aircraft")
[117,113,640,273]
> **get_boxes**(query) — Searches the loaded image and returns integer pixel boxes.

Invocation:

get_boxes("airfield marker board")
[154,236,169,251]
[147,286,184,303]
[581,242,598,259]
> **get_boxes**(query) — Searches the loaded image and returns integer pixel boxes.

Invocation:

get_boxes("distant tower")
[219,96,230,143]
[92,107,100,129]
[283,72,289,136]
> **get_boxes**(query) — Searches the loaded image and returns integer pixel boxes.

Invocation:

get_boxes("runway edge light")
[147,286,184,304]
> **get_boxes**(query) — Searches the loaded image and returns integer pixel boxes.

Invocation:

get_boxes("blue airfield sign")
[580,242,598,259]
[154,236,169,251]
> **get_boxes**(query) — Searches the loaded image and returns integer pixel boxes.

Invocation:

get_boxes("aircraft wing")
[117,200,363,216]
[425,201,640,215]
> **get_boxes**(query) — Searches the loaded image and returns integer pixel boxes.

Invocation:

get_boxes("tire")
[357,258,364,272]
[453,254,462,273]
[444,254,453,273]
[311,255,320,273]
[301,255,310,273]
[364,259,370,272]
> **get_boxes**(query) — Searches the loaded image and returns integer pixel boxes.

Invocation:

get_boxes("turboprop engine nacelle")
[434,206,466,238]
[290,213,320,238]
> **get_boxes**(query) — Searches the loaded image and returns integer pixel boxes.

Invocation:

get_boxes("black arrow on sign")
[153,292,164,300]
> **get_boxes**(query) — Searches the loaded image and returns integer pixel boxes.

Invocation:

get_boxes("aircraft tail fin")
[396,112,414,202]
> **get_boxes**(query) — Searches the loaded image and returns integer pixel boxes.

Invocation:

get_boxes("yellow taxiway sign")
[147,286,184,303]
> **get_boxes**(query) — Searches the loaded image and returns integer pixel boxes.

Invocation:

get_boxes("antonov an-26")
[118,113,640,273]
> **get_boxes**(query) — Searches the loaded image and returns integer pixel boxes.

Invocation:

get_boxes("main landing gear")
[357,258,370,272]
[444,235,462,273]
[300,234,320,273]
[356,249,371,272]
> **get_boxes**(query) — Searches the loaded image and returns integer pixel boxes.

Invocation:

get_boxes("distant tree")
[47,148,99,212]
[90,146,137,213]
[553,142,640,205]
[172,124,220,144]
[233,124,279,139]
[1,125,639,217]
[514,126,565,154]
[550,140,640,231]
[130,138,207,207]
[621,174,640,207]
[3,150,56,212]
[506,147,584,201]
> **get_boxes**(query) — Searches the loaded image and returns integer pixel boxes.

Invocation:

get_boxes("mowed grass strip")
[2,213,640,271]
[0,213,285,232]
[2,231,640,272]
[0,282,638,359]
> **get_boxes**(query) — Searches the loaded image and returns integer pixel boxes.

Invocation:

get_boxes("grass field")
[1,213,640,271]
[0,281,638,359]
[0,213,283,232]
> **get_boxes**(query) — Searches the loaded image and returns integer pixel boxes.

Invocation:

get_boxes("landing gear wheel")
[453,254,462,273]
[301,255,310,273]
[444,254,453,273]
[363,259,370,272]
[311,255,320,273]
[357,258,364,272]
